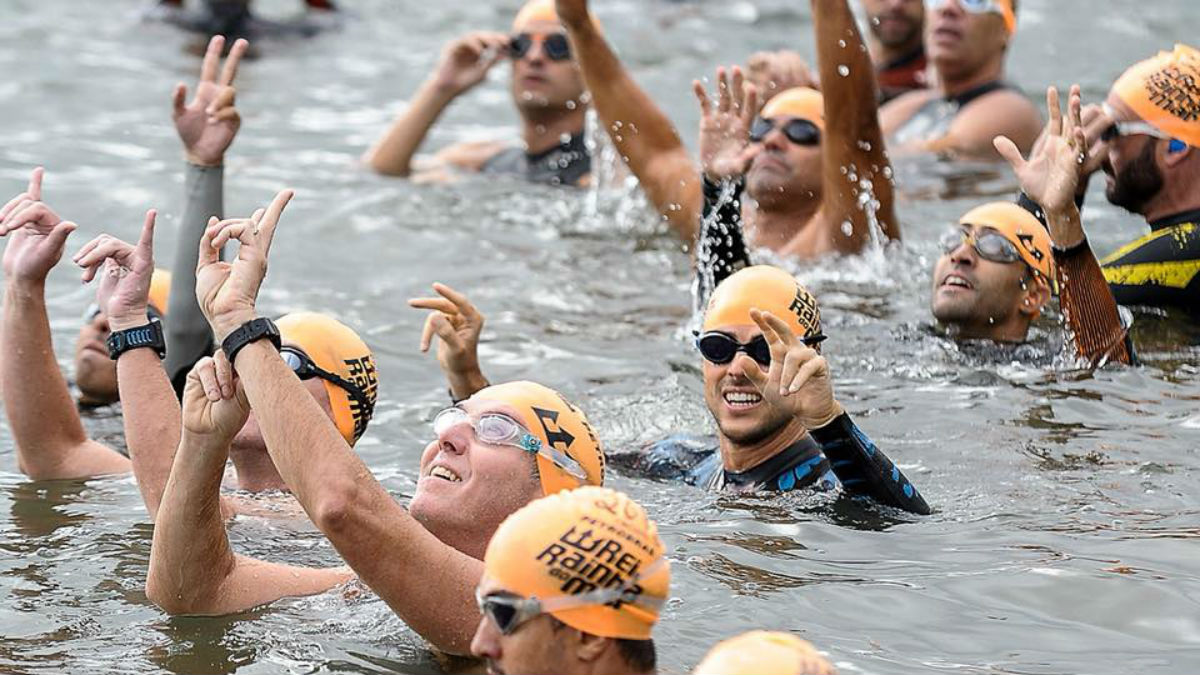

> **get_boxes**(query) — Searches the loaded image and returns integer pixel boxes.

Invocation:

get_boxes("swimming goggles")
[923,0,1007,17]
[281,346,374,425]
[475,559,667,635]
[509,32,572,62]
[1099,103,1172,143]
[433,406,588,481]
[696,331,827,367]
[938,225,1023,265]
[749,117,821,146]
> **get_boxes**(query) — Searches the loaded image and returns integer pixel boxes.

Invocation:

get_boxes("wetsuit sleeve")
[694,175,751,312]
[1054,238,1133,366]
[808,413,931,515]
[164,162,220,396]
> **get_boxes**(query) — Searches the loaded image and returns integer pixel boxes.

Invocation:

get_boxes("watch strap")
[108,319,167,360]
[221,317,281,364]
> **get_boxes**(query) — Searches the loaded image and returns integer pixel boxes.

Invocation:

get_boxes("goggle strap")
[532,558,670,614]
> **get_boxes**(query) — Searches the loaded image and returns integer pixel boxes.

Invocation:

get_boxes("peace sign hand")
[695,66,759,182]
[173,35,248,167]
[195,189,293,343]
[741,309,843,431]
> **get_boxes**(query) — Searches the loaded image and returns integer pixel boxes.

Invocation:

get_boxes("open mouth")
[940,274,973,290]
[723,390,763,410]
[429,465,462,483]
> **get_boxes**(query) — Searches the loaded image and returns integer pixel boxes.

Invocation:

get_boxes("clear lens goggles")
[924,0,1006,16]
[1100,103,1173,143]
[938,225,1022,264]
[433,407,587,481]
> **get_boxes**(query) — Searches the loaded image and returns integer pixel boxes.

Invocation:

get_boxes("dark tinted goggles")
[749,117,821,145]
[696,331,827,367]
[938,226,1022,265]
[280,346,373,424]
[509,32,571,62]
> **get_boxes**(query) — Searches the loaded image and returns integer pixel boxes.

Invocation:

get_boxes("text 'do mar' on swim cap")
[277,312,378,445]
[483,486,670,640]
[470,381,604,496]
[958,202,1054,282]
[703,265,822,339]
[1112,44,1200,149]
[760,88,824,130]
[149,268,171,317]
[693,631,836,675]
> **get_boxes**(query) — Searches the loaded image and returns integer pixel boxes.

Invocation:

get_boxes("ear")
[1019,276,1052,318]
[574,629,612,663]
[1164,139,1191,167]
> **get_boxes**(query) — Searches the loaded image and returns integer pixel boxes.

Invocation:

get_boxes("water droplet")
[838,39,846,48]
[837,65,850,77]
[565,99,577,110]
[560,133,572,144]
[841,220,853,236]
[988,317,995,325]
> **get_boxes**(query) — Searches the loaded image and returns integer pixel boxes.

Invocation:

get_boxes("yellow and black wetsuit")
[1100,210,1200,314]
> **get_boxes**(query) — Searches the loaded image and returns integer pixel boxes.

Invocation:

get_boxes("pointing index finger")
[256,189,294,252]
[28,167,44,202]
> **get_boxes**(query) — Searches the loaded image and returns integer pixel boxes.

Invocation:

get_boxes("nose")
[949,238,977,266]
[436,420,473,455]
[726,351,758,379]
[522,38,548,64]
[470,615,500,661]
[761,126,789,153]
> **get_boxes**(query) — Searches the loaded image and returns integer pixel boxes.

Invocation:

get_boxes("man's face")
[701,324,795,446]
[930,225,1031,332]
[410,399,544,551]
[864,0,925,49]
[73,308,118,405]
[509,21,586,115]
[1102,93,1166,215]
[470,577,574,675]
[924,0,1008,73]
[744,117,822,208]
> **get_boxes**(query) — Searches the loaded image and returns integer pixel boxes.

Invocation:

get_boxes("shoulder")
[879,89,937,132]
[435,140,512,172]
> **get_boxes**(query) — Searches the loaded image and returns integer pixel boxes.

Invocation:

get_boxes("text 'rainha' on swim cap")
[759,88,825,130]
[702,265,822,339]
[277,312,378,445]
[483,486,670,640]
[693,631,836,675]
[958,202,1055,282]
[1112,44,1200,149]
[470,380,604,496]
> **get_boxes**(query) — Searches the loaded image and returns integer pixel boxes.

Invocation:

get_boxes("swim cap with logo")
[703,265,822,339]
[512,0,559,31]
[470,381,604,495]
[760,88,825,130]
[958,202,1054,281]
[693,631,836,675]
[277,312,378,445]
[148,268,171,316]
[482,486,669,640]
[1112,44,1200,148]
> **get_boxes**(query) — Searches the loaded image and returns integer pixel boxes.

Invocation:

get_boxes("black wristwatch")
[107,318,167,360]
[221,317,281,364]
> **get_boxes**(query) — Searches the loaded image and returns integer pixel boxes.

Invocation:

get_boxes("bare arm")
[812,0,898,253]
[556,0,701,239]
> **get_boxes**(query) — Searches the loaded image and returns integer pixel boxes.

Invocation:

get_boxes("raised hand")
[745,50,817,99]
[0,168,77,284]
[173,35,248,167]
[431,32,510,97]
[695,66,759,182]
[407,283,489,398]
[71,211,157,332]
[741,309,843,431]
[196,189,293,342]
[181,351,250,441]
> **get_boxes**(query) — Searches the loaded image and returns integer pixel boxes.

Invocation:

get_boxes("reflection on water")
[2,0,1200,673]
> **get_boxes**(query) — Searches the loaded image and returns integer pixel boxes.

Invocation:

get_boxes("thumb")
[47,221,77,250]
[172,83,188,118]
[993,135,1026,172]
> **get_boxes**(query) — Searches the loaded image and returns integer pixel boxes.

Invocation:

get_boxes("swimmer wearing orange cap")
[881,0,1041,161]
[365,0,592,186]
[471,487,667,674]
[694,631,837,675]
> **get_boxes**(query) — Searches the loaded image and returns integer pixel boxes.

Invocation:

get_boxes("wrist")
[808,401,845,431]
[448,366,488,400]
[5,279,46,300]
[212,310,258,343]
[185,151,224,168]
[108,310,151,333]
[424,73,467,100]
[181,426,235,450]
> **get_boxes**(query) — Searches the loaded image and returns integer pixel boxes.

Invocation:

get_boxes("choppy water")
[2,0,1200,673]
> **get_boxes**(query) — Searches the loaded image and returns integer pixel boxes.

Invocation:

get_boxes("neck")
[583,651,655,675]
[744,197,821,251]
[1141,177,1200,225]
[946,313,1028,343]
[937,55,1003,98]
[718,417,808,473]
[229,444,289,493]
[519,106,588,155]
[874,39,923,69]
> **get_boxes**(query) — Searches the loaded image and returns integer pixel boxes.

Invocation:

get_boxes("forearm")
[2,284,127,478]
[164,163,221,394]
[695,176,751,312]
[1054,242,1132,367]
[447,367,489,403]
[810,412,931,515]
[562,18,701,236]
[813,0,898,248]
[234,340,482,652]
[117,347,183,519]
[364,80,457,177]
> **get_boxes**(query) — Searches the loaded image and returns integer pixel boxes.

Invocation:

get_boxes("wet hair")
[548,617,657,672]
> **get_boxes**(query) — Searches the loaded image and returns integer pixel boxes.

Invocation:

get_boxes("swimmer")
[556,0,898,258]
[150,0,338,43]
[1059,44,1200,314]
[471,487,667,675]
[879,0,1041,160]
[694,631,836,675]
[160,190,603,655]
[364,0,591,186]
[862,0,929,103]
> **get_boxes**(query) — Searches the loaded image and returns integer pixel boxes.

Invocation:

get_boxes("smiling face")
[924,0,1009,80]
[508,20,586,117]
[73,309,118,405]
[930,225,1038,338]
[744,117,823,210]
[701,324,795,446]
[409,398,544,559]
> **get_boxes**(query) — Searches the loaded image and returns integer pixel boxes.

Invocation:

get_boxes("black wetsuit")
[479,131,591,187]
[890,80,1017,148]
[636,413,930,514]
[877,46,928,105]
[1099,209,1200,314]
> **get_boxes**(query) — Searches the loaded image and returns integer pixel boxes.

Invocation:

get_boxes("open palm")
[696,66,759,182]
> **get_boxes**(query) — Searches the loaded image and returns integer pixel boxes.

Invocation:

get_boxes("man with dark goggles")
[695,330,827,367]
[508,31,571,62]
[748,116,821,146]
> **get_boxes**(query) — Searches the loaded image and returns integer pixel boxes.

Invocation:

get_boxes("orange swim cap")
[759,88,824,130]
[277,312,378,445]
[958,202,1054,281]
[995,0,1016,36]
[470,381,604,496]
[149,268,171,316]
[482,486,669,640]
[702,265,822,339]
[512,0,559,31]
[694,631,836,675]
[1112,44,1200,148]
